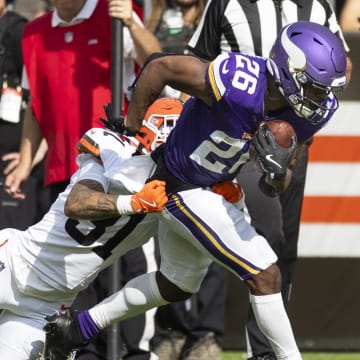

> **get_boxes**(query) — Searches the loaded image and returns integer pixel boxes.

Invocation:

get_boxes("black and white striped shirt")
[188,0,348,60]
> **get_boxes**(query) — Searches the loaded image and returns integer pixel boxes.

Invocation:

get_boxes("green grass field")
[222,352,360,359]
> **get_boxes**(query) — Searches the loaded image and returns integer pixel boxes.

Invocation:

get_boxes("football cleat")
[248,352,276,360]
[41,310,87,360]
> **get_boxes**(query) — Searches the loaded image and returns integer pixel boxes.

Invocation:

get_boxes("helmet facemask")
[287,72,340,124]
[133,98,183,155]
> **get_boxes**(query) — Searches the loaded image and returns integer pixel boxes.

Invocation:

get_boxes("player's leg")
[0,231,15,309]
[0,234,44,360]
[237,161,285,358]
[41,188,301,359]
[0,232,67,359]
[39,217,203,357]
[40,269,191,359]
[243,144,309,359]
[162,188,301,359]
[0,310,45,360]
[119,238,158,360]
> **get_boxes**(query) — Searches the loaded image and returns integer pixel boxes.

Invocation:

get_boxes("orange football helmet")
[134,97,183,154]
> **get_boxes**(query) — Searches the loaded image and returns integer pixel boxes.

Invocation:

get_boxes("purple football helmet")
[267,21,347,124]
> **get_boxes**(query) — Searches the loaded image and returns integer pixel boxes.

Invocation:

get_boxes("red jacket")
[22,0,114,185]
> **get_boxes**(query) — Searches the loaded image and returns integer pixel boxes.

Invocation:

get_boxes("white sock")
[250,292,302,359]
[89,272,169,329]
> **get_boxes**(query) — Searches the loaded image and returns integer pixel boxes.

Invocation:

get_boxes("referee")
[188,1,351,359]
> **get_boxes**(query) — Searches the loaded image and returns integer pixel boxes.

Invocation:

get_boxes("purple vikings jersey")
[164,52,335,186]
[165,53,268,186]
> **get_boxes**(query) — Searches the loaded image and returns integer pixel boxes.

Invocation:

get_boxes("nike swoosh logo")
[139,199,157,208]
[265,154,282,168]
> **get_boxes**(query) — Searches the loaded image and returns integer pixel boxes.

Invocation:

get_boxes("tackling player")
[0,99,177,360]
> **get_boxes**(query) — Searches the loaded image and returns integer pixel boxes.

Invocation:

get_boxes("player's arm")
[65,179,168,220]
[125,54,213,133]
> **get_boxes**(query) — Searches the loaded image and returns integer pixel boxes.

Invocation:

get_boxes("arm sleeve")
[75,154,110,192]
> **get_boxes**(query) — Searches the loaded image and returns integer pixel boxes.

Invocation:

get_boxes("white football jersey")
[7,128,158,300]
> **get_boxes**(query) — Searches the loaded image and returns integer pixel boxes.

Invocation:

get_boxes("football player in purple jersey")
[43,22,347,360]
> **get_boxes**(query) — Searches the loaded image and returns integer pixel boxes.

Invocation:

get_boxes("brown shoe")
[153,331,187,360]
[181,332,221,360]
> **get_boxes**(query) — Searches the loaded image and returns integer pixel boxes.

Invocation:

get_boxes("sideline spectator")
[146,0,206,100]
[13,0,51,20]
[4,0,161,359]
[146,0,205,54]
[187,1,351,359]
[0,0,47,230]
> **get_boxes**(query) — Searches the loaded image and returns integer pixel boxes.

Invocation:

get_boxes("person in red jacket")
[5,0,160,203]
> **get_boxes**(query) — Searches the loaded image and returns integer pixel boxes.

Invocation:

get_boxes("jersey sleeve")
[206,53,233,102]
[75,154,110,192]
[206,52,266,121]
[78,127,135,173]
[206,52,263,101]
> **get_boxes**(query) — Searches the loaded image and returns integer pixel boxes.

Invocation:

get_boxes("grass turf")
[222,352,360,359]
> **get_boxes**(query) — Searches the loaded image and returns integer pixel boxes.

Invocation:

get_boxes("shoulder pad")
[77,128,126,159]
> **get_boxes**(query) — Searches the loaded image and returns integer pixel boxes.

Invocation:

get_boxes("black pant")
[153,262,226,350]
[0,162,48,230]
[237,143,309,357]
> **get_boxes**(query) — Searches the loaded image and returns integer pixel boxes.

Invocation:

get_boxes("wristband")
[116,195,134,215]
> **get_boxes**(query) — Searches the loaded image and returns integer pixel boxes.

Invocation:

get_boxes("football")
[265,119,296,148]
[249,120,297,173]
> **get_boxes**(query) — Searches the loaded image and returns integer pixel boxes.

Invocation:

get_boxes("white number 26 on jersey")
[232,55,260,95]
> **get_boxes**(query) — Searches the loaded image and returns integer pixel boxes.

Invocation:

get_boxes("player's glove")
[211,181,243,203]
[116,180,168,215]
[100,103,137,136]
[250,123,297,180]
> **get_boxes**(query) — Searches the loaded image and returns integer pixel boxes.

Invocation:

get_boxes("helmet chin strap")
[265,73,288,113]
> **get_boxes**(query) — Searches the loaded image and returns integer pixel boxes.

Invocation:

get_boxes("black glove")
[100,103,137,136]
[250,123,297,180]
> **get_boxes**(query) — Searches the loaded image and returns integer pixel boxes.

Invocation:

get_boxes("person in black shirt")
[0,0,47,230]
